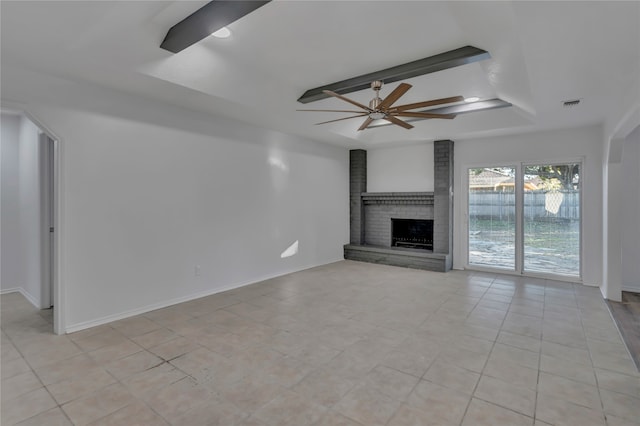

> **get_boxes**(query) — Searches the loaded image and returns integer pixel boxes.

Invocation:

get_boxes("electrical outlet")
[194,265,201,277]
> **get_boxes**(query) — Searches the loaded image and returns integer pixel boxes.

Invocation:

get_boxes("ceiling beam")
[368,99,512,128]
[160,1,271,53]
[297,46,490,104]
[417,98,512,116]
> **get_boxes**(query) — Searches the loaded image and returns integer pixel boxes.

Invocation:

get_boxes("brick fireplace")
[343,140,454,272]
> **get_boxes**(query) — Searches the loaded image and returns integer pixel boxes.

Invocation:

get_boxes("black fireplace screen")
[391,219,433,250]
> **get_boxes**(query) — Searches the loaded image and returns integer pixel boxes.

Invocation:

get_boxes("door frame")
[17,106,66,335]
[39,132,54,310]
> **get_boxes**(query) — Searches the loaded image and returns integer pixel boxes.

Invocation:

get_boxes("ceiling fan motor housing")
[369,97,383,110]
[368,80,385,117]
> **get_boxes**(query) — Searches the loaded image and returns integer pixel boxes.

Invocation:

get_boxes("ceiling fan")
[298,80,464,131]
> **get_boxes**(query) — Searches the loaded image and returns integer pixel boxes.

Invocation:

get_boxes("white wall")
[1,113,44,307]
[17,116,44,306]
[367,143,434,192]
[9,75,349,332]
[621,125,640,292]
[453,126,604,286]
[602,102,639,301]
[1,113,21,292]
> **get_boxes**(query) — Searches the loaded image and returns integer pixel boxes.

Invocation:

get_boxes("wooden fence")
[469,191,580,221]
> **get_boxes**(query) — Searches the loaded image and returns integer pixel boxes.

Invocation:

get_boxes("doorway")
[0,110,61,333]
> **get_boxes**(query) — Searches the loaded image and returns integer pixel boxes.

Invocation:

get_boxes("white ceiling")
[1,1,638,147]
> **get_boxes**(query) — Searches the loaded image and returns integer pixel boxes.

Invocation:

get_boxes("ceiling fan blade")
[393,111,457,119]
[377,83,412,110]
[390,95,465,112]
[384,115,414,129]
[315,113,368,125]
[323,90,371,111]
[297,109,366,113]
[357,117,374,131]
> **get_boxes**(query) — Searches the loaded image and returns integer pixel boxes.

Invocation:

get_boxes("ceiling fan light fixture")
[369,112,386,120]
[211,26,231,38]
[464,97,480,103]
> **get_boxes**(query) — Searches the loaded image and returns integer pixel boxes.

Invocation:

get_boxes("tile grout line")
[533,279,551,426]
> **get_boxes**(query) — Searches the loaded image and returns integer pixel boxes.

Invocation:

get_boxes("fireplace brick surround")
[363,192,433,247]
[344,141,454,272]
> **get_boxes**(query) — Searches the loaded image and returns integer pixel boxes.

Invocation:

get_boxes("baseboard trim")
[0,287,41,309]
[64,258,343,334]
[622,285,640,293]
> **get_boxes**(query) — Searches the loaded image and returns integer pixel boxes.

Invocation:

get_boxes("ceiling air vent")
[562,99,581,107]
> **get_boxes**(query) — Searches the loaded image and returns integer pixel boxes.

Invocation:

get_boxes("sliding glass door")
[523,164,581,276]
[468,163,581,278]
[468,167,517,270]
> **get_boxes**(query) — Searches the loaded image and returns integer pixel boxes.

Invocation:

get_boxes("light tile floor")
[2,260,639,425]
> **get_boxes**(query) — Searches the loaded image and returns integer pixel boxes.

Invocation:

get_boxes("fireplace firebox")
[391,219,433,250]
